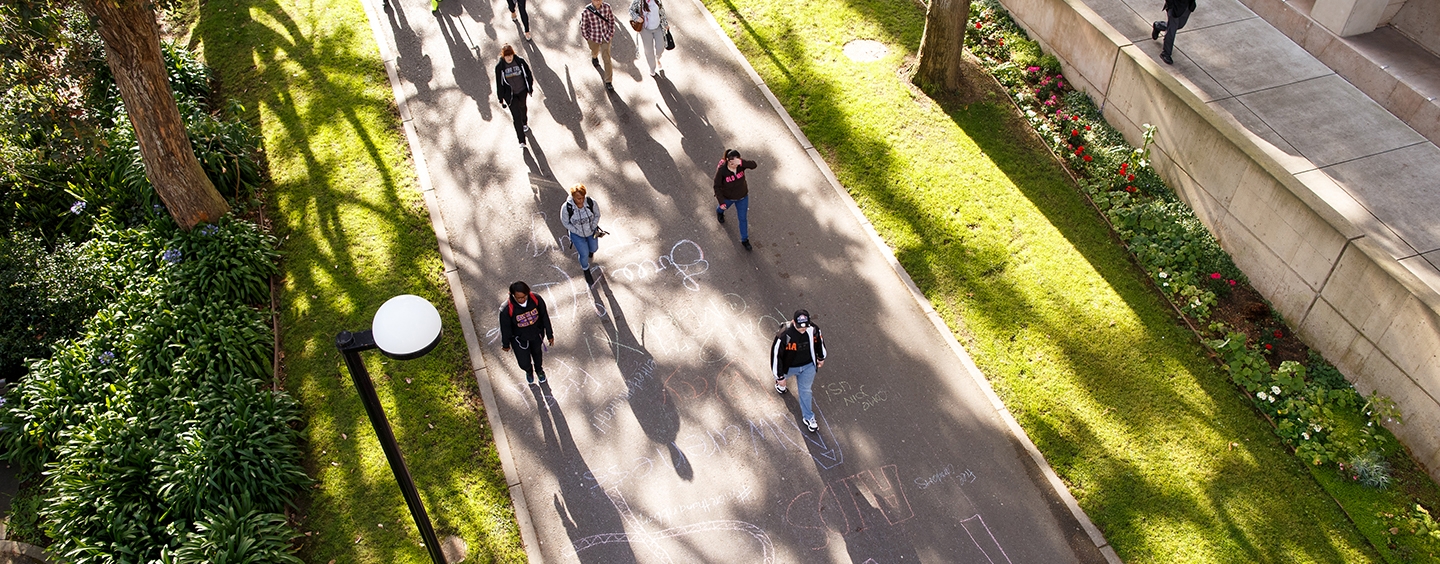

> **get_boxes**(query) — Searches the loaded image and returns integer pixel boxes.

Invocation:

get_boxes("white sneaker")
[775,381,788,394]
[804,418,818,433]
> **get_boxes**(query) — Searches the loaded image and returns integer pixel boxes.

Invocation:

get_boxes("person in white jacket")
[560,183,602,283]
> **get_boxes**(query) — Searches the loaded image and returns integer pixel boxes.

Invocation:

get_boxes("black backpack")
[566,197,595,220]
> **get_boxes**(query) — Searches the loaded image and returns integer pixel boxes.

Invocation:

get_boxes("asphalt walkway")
[358,0,1115,561]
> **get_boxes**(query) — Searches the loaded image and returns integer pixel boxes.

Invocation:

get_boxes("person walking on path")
[500,281,555,384]
[714,148,758,251]
[560,183,603,284]
[628,0,670,78]
[580,0,618,91]
[508,0,533,41]
[494,44,535,148]
[1151,0,1195,65]
[772,310,827,432]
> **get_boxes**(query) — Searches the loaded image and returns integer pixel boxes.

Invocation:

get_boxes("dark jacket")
[500,293,552,344]
[494,57,534,104]
[713,159,758,203]
[1163,0,1195,14]
[771,321,826,377]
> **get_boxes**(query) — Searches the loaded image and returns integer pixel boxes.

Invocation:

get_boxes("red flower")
[1127,174,1135,181]
[1084,125,1091,131]
[1265,344,1273,350]
[1083,155,1092,161]
[1210,272,1222,279]
[1125,186,1137,193]
[1274,330,1284,338]
[1120,162,1128,173]
[1076,146,1085,153]
[1071,129,1079,136]
[976,22,983,29]
[998,39,1004,45]
[1070,116,1079,122]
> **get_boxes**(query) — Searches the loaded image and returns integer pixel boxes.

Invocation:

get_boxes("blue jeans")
[717,196,749,241]
[570,232,598,269]
[786,362,817,422]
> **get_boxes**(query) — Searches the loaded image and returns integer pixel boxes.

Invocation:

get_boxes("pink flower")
[1027,66,1040,73]
[1229,279,1236,286]
[1210,272,1221,279]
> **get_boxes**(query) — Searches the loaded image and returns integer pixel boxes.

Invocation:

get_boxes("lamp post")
[336,294,448,564]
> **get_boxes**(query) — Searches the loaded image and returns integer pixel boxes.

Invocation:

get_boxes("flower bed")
[966,1,1440,560]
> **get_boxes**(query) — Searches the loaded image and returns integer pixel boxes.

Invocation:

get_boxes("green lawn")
[192,0,525,561]
[700,0,1380,561]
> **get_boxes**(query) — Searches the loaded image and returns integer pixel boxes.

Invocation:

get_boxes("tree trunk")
[78,0,228,230]
[914,0,972,92]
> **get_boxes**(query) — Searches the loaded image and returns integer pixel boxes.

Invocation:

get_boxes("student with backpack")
[771,309,827,432]
[713,148,758,251]
[560,183,604,284]
[500,281,554,385]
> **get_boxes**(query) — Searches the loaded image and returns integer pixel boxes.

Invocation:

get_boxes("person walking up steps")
[508,0,533,40]
[1151,0,1195,65]
[580,0,618,92]
[772,309,827,433]
[494,44,534,148]
[560,183,603,284]
[628,0,670,78]
[500,281,554,385]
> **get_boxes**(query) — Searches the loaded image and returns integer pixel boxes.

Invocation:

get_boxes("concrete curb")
[0,540,49,564]
[688,1,1122,562]
[355,1,545,562]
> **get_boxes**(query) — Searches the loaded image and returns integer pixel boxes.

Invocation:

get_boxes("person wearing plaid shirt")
[580,0,617,90]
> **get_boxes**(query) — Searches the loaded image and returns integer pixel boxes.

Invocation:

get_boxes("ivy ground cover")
[192,0,525,561]
[700,0,1379,560]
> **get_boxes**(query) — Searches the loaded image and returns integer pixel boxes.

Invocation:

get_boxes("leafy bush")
[0,216,305,562]
[0,232,110,381]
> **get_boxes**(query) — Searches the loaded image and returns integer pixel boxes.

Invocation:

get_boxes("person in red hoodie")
[713,148,758,251]
[500,281,554,384]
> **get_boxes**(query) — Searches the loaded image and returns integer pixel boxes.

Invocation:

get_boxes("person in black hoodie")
[713,148,758,251]
[500,281,554,384]
[1151,0,1196,64]
[771,309,827,432]
[494,44,535,147]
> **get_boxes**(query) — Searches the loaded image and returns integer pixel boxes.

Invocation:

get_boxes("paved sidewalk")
[360,0,1113,561]
[1081,0,1440,272]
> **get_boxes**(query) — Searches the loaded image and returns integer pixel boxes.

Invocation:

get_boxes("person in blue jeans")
[713,148,758,251]
[771,309,827,432]
[560,183,602,284]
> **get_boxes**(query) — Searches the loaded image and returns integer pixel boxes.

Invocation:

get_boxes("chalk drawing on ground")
[960,513,1013,564]
[568,487,775,563]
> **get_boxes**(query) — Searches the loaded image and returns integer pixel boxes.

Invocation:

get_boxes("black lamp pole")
[336,329,447,564]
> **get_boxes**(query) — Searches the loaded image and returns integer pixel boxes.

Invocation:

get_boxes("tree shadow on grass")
[194,0,521,560]
[704,0,1376,561]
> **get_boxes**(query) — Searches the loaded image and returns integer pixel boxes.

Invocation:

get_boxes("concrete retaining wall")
[992,0,1440,479]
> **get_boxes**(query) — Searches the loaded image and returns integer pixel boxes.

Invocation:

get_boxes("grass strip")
[700,0,1381,560]
[192,0,525,561]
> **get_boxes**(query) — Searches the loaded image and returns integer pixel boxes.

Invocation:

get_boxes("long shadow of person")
[437,10,494,121]
[524,133,554,178]
[609,25,643,84]
[606,89,683,199]
[385,0,433,100]
[591,274,692,480]
[655,74,724,173]
[530,383,640,563]
[523,42,587,150]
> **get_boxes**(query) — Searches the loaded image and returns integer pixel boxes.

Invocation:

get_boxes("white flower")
[1312,424,1322,432]
[1302,432,1310,440]
[1256,392,1268,401]
[1158,272,1169,278]
[1269,396,1276,403]
[1271,386,1282,395]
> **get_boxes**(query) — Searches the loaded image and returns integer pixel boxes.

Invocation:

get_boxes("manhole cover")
[843,40,889,62]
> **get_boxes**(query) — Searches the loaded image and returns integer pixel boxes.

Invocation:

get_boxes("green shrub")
[0,232,110,381]
[0,216,304,562]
